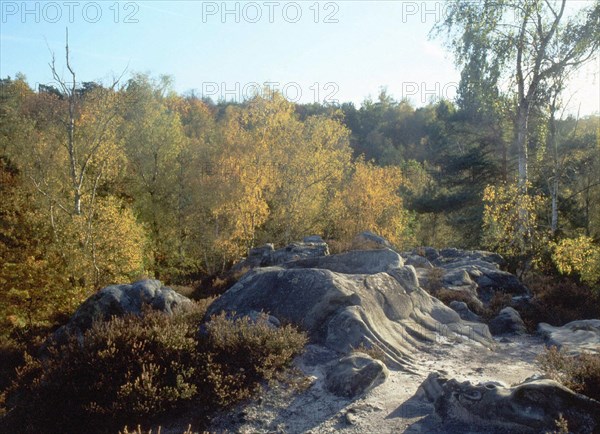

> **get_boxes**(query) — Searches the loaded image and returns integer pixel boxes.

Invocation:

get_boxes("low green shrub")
[537,346,600,401]
[0,324,55,416]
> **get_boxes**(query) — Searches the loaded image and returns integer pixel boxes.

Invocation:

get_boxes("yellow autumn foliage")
[482,182,546,259]
[329,160,413,248]
[50,197,147,290]
[0,162,148,333]
[552,236,600,285]
[189,93,354,272]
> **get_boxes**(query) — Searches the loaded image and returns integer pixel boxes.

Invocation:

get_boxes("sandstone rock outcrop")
[231,237,329,274]
[406,248,529,306]
[417,372,600,433]
[51,279,192,344]
[280,248,404,275]
[449,300,482,323]
[207,245,493,371]
[351,231,393,250]
[538,319,600,355]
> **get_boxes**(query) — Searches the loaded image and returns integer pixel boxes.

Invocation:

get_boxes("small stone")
[325,353,389,398]
[345,410,359,425]
[489,307,526,335]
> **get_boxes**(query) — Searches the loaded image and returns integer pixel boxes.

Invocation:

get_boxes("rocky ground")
[42,232,599,434]
[203,334,546,434]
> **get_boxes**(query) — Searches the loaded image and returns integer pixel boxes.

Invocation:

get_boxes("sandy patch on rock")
[204,334,546,434]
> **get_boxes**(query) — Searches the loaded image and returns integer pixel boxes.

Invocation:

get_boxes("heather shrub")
[521,274,600,329]
[119,424,194,434]
[424,267,445,293]
[327,238,354,254]
[424,279,515,322]
[0,336,25,396]
[2,304,205,434]
[2,303,307,433]
[0,324,58,417]
[198,312,307,407]
[434,288,485,315]
[352,342,387,363]
[484,292,513,320]
[538,346,600,401]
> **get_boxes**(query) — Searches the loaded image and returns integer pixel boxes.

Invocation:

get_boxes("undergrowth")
[521,274,600,330]
[537,346,600,402]
[0,302,306,434]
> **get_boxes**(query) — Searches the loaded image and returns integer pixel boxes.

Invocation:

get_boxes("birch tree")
[435,0,600,191]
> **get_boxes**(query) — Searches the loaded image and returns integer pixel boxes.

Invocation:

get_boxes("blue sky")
[1,1,598,114]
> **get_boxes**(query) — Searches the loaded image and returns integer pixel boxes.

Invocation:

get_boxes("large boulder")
[442,269,474,287]
[325,353,388,398]
[231,239,329,274]
[538,320,600,355]
[207,253,493,371]
[51,279,192,344]
[417,372,600,434]
[281,248,404,275]
[489,307,526,336]
[404,255,434,269]
[475,271,528,302]
[449,301,482,323]
[351,231,393,250]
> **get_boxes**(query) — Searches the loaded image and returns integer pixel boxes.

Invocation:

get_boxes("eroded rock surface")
[538,319,600,355]
[231,238,329,273]
[325,353,388,398]
[207,246,492,371]
[202,238,594,434]
[351,231,393,250]
[418,372,600,434]
[407,248,529,305]
[281,248,404,275]
[404,254,433,269]
[449,301,482,323]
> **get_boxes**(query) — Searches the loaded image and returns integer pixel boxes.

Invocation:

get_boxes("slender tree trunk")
[65,31,80,216]
[67,77,81,215]
[502,140,508,183]
[516,102,529,193]
[584,177,591,236]
[551,176,559,234]
[74,189,82,215]
[549,101,561,236]
[515,100,531,248]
